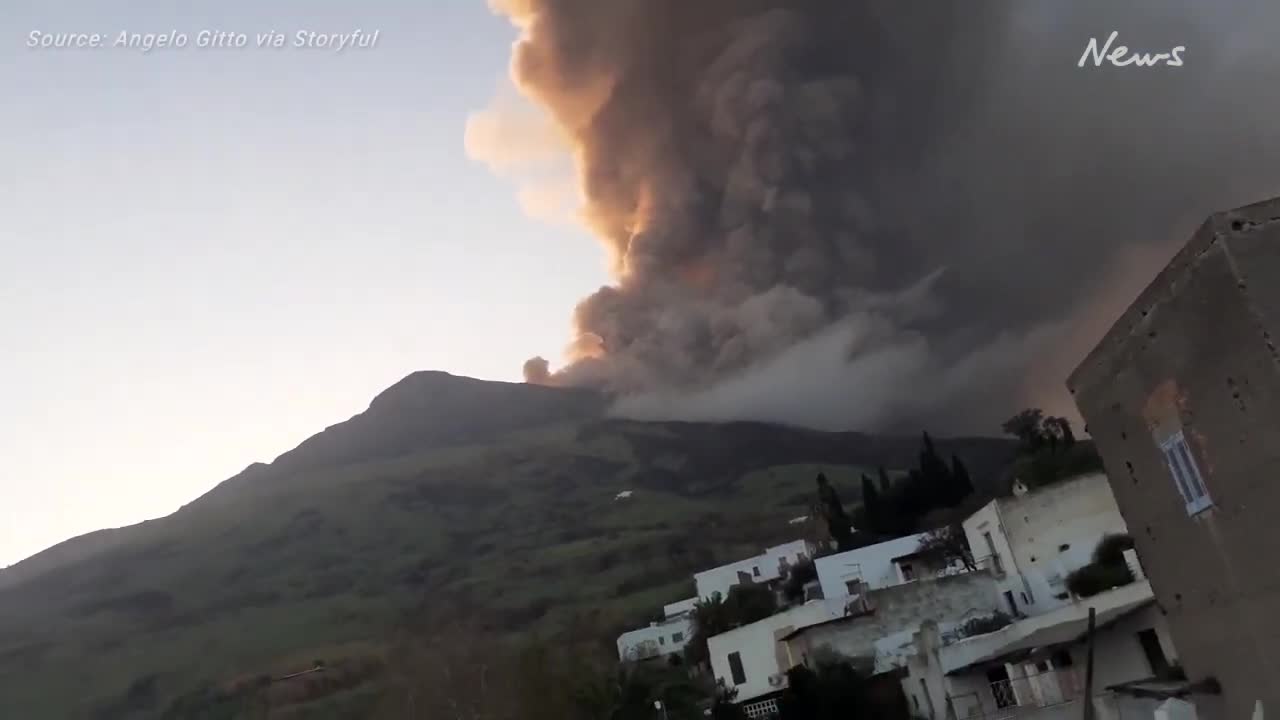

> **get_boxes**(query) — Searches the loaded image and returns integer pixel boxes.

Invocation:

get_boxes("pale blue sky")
[1,1,602,566]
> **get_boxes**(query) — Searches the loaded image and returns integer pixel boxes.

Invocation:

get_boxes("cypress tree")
[919,432,952,505]
[877,466,892,495]
[817,473,854,551]
[950,455,975,505]
[861,473,882,535]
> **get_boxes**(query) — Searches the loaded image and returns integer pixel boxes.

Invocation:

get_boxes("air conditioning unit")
[767,673,786,688]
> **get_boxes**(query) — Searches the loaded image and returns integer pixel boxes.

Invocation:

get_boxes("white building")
[707,596,866,712]
[617,614,694,662]
[814,533,967,599]
[895,475,1184,720]
[902,579,1179,720]
[701,472,1184,720]
[707,534,994,717]
[962,473,1129,618]
[694,539,813,601]
[664,596,698,618]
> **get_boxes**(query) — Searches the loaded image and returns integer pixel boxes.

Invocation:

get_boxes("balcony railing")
[951,668,1083,720]
[972,554,1005,577]
[992,668,1082,709]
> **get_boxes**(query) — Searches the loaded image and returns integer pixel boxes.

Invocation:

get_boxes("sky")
[0,1,604,567]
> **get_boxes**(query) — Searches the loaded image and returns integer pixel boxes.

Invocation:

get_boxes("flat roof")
[942,582,1155,674]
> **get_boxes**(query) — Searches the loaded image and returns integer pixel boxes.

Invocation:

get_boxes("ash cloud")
[478,0,1280,433]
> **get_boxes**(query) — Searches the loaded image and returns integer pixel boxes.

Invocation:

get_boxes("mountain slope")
[0,372,1016,718]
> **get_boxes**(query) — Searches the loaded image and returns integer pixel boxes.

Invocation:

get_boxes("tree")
[816,473,854,551]
[916,523,976,571]
[860,473,884,534]
[919,432,955,505]
[709,685,748,720]
[725,584,779,625]
[950,455,975,505]
[685,586,778,667]
[1044,416,1077,449]
[877,466,892,495]
[1002,409,1047,451]
[685,594,730,668]
[782,558,818,603]
[1002,409,1103,489]
[895,468,929,529]
[572,661,704,720]
[778,653,871,720]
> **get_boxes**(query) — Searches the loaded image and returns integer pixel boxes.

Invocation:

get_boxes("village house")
[616,610,694,662]
[618,462,1190,720]
[896,475,1185,720]
[693,539,813,601]
[813,532,968,599]
[961,473,1130,618]
[614,540,811,663]
[901,566,1178,720]
[707,596,863,717]
[707,534,993,717]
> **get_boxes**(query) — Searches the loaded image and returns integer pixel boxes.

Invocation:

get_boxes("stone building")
[1068,196,1280,720]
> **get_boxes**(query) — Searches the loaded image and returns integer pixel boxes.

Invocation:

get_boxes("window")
[1160,431,1213,515]
[743,698,779,719]
[900,562,917,581]
[728,651,747,685]
[1137,629,1172,676]
[672,632,684,643]
[845,579,860,594]
[1051,649,1074,668]
[752,565,761,577]
[1020,591,1030,605]
[1003,590,1018,616]
[659,636,665,645]
[986,666,1015,709]
[983,532,1003,574]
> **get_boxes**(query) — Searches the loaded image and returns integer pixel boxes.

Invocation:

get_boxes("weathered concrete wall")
[1069,197,1280,720]
[1057,604,1179,690]
[1001,474,1131,614]
[787,571,1002,670]
[963,475,1129,618]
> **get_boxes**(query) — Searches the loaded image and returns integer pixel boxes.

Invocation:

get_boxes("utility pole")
[1082,607,1096,720]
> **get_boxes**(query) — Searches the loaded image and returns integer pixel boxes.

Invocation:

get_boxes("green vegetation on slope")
[0,374,1018,718]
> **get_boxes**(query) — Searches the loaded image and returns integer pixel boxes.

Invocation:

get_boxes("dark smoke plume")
[523,356,552,385]
[481,0,1280,433]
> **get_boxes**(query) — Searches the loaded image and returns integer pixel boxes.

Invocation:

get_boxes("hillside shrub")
[782,559,818,602]
[955,611,1012,639]
[1066,562,1134,598]
[1066,533,1136,598]
[1092,533,1135,565]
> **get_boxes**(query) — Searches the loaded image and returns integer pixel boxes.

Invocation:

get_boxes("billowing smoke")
[522,355,552,385]
[477,0,1280,433]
